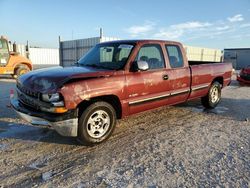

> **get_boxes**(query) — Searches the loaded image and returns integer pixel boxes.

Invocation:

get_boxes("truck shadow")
[176,79,250,121]
[176,97,250,121]
[1,95,249,146]
[0,120,79,145]
[1,83,249,145]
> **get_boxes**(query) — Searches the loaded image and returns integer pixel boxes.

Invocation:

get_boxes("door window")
[100,46,114,62]
[136,44,165,70]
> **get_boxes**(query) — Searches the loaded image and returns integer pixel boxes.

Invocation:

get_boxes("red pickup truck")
[11,40,232,145]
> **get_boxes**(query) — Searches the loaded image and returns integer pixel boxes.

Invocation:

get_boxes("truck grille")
[17,91,39,110]
[17,83,39,98]
[16,83,41,110]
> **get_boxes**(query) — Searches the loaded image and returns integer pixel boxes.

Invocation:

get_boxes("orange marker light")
[54,107,68,113]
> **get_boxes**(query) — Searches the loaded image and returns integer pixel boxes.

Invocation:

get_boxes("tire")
[11,74,16,79]
[201,81,221,109]
[15,65,30,78]
[77,101,117,145]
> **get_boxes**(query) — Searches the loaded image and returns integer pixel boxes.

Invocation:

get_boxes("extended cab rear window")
[165,45,184,68]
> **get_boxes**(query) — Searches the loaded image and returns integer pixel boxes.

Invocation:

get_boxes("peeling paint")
[74,85,83,94]
[141,92,148,96]
[79,92,91,100]
[129,93,139,98]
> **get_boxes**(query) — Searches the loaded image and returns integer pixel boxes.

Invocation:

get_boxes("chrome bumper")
[11,99,78,137]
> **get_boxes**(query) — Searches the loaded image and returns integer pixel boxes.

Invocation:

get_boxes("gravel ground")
[0,76,249,187]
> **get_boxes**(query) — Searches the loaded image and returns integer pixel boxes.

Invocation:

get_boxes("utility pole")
[100,28,103,39]
[59,36,62,66]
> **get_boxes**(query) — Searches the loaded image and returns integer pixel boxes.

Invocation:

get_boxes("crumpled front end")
[11,94,78,137]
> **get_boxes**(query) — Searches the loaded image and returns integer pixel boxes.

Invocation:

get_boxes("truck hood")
[18,66,115,93]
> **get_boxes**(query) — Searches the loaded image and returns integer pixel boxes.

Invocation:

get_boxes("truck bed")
[188,62,232,100]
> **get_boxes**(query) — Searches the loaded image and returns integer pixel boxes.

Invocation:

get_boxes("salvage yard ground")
[0,76,249,187]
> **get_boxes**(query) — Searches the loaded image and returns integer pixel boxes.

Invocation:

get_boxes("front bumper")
[11,98,78,137]
[237,75,250,84]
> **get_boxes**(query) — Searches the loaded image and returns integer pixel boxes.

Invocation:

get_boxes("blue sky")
[1,0,250,49]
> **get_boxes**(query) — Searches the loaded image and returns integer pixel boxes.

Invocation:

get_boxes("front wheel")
[201,81,221,109]
[77,101,116,145]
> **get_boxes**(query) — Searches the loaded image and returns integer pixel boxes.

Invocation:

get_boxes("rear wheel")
[77,101,116,145]
[14,65,30,78]
[201,81,221,109]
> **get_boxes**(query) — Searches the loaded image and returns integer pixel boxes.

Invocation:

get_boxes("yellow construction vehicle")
[0,36,32,78]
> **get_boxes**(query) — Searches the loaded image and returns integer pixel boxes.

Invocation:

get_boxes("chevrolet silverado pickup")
[11,40,232,145]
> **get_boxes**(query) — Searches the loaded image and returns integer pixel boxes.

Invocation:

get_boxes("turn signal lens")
[54,107,68,113]
[40,106,68,113]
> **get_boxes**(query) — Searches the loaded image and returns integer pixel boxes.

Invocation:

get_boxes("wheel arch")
[14,62,32,72]
[212,76,223,87]
[77,95,122,119]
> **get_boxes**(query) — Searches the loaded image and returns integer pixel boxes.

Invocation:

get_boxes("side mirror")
[136,60,149,71]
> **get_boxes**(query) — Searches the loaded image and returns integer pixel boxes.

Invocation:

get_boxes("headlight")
[52,101,65,107]
[40,93,68,113]
[42,93,60,102]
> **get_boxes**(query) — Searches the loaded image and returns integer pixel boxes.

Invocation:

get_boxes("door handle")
[163,74,169,80]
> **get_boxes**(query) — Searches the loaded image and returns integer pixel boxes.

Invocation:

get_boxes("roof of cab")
[100,39,181,45]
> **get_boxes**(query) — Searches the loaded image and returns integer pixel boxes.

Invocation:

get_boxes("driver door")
[126,44,171,114]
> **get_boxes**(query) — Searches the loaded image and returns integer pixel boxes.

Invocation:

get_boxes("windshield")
[78,43,134,70]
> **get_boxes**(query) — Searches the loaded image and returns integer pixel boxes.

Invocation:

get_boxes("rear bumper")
[11,99,78,137]
[237,75,250,84]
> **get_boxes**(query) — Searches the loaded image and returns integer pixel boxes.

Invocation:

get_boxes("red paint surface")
[58,40,232,117]
[237,66,250,84]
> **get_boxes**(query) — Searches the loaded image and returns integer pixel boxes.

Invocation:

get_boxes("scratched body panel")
[11,39,233,142]
[13,39,233,126]
[60,71,126,110]
[56,40,232,117]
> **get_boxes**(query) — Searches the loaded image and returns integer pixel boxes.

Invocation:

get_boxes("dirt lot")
[0,76,249,187]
